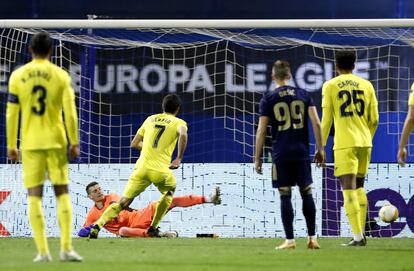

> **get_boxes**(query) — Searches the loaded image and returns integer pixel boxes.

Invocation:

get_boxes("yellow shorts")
[21,148,68,189]
[123,167,176,199]
[333,147,372,177]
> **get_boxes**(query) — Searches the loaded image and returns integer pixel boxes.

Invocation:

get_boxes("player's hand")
[397,147,407,167]
[7,148,19,161]
[69,145,80,161]
[78,224,93,237]
[169,158,181,169]
[255,159,263,174]
[314,149,326,168]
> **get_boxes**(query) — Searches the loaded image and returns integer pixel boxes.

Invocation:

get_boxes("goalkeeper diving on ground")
[79,182,221,238]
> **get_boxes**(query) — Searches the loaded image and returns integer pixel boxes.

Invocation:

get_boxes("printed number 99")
[273,100,305,131]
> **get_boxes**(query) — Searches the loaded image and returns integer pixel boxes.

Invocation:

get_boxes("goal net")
[0,20,413,238]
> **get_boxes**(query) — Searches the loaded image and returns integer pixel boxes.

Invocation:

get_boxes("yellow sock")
[56,193,73,252]
[96,203,122,228]
[28,196,49,255]
[342,189,362,235]
[356,187,368,234]
[151,192,173,228]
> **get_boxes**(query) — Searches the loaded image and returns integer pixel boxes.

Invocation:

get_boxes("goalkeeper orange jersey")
[135,113,187,173]
[84,194,155,235]
[6,58,78,150]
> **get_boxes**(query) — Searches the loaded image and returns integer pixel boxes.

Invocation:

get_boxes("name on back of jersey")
[151,117,171,124]
[21,70,51,83]
[337,80,359,89]
[278,88,296,97]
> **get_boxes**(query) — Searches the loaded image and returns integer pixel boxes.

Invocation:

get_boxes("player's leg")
[91,168,150,237]
[335,149,364,246]
[119,227,147,237]
[22,150,51,262]
[169,187,221,209]
[272,163,296,250]
[356,177,367,235]
[48,148,82,262]
[355,147,371,236]
[148,170,176,236]
[295,161,319,249]
[169,195,205,209]
[299,185,319,249]
[277,186,296,249]
[119,226,178,238]
[295,161,317,244]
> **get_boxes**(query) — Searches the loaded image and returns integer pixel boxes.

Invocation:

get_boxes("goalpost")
[0,19,413,238]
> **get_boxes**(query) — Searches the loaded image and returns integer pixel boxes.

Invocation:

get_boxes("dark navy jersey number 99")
[259,85,314,162]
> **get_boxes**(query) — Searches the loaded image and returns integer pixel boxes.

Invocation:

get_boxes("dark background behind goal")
[0,0,412,19]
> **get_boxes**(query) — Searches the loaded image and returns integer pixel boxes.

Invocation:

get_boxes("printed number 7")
[153,124,166,148]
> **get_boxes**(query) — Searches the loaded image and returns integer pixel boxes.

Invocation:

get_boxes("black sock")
[280,195,294,239]
[302,194,316,236]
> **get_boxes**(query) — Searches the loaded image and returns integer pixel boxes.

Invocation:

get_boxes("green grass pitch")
[1,237,414,271]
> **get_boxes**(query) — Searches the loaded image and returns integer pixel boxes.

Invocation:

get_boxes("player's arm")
[6,73,20,161]
[368,85,379,139]
[170,125,188,169]
[308,106,325,167]
[62,72,80,160]
[255,116,269,174]
[321,83,333,147]
[398,90,414,166]
[131,119,148,150]
[131,131,143,150]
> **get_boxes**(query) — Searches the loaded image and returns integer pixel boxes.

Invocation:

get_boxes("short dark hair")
[335,50,356,71]
[162,94,182,114]
[272,60,291,80]
[30,32,53,57]
[86,181,99,195]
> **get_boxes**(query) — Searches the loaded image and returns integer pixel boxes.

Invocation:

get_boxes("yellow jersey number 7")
[152,124,166,148]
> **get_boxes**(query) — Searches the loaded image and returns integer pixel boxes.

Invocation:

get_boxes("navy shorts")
[271,160,313,188]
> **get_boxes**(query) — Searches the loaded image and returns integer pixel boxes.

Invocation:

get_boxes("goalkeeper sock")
[356,187,368,234]
[343,189,362,237]
[56,193,73,252]
[302,194,316,237]
[280,195,294,240]
[169,195,205,209]
[151,192,173,229]
[96,202,122,229]
[28,196,49,255]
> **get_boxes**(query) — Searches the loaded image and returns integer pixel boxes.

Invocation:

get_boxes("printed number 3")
[32,85,47,115]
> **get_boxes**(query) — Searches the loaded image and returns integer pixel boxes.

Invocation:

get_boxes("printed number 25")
[339,89,365,117]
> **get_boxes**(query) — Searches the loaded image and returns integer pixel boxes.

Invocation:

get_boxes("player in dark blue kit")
[255,60,325,250]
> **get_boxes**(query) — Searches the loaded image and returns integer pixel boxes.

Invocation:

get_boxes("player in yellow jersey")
[6,32,83,262]
[321,51,378,246]
[397,83,414,166]
[88,94,188,238]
